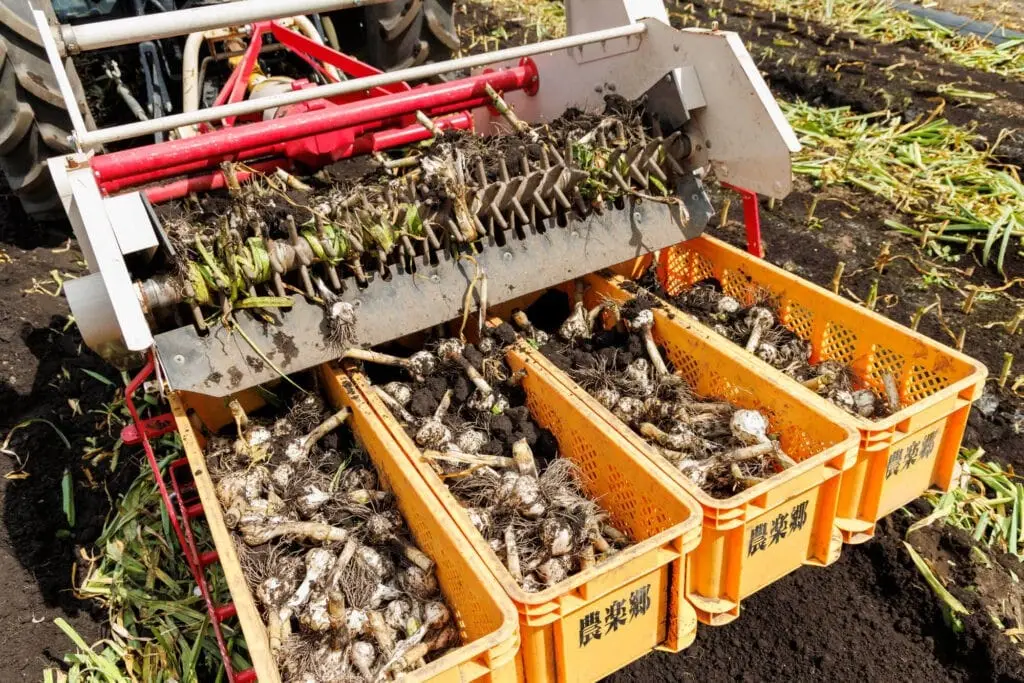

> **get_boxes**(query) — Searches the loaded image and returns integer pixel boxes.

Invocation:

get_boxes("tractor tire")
[0,1,90,221]
[364,0,459,70]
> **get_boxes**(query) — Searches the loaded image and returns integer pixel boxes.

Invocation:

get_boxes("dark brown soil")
[0,200,139,678]
[608,506,1024,683]
[675,0,1024,168]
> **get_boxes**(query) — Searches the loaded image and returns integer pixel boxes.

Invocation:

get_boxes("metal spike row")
[145,124,691,315]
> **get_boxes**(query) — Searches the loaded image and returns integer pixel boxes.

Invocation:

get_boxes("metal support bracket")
[491,19,800,198]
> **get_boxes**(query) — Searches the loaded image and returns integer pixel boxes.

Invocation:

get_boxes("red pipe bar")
[169,458,242,682]
[143,159,287,203]
[224,28,265,126]
[101,100,475,194]
[141,110,473,203]
[90,61,537,185]
[722,182,764,258]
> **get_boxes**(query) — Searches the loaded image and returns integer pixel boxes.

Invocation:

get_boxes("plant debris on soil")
[358,333,633,593]
[627,268,896,420]
[207,393,458,682]
[513,288,796,498]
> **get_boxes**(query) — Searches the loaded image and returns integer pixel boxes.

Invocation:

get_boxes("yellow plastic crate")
[168,367,521,683]
[345,353,703,683]
[513,273,860,625]
[614,235,988,543]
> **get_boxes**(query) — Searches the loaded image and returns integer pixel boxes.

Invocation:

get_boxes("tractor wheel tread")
[0,22,74,220]
[365,0,458,71]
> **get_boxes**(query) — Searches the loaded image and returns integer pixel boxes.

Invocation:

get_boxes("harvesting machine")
[2,0,799,397]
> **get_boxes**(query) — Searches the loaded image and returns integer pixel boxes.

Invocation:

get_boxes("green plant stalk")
[61,468,75,528]
[785,102,1024,271]
[904,541,970,632]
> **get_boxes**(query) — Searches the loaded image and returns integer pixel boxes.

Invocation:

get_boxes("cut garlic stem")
[630,309,669,376]
[744,308,775,353]
[504,526,522,581]
[293,407,350,459]
[775,450,799,469]
[373,386,417,423]
[802,374,833,392]
[424,449,515,468]
[239,520,350,545]
[882,372,901,414]
[720,441,776,464]
[511,438,539,478]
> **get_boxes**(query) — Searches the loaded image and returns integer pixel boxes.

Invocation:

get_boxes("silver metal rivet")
[503,251,513,261]
[174,354,185,364]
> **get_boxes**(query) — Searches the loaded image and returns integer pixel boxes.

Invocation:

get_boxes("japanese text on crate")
[578,584,652,647]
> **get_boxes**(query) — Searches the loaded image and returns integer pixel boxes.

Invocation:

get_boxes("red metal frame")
[722,182,764,258]
[89,18,539,202]
[122,356,256,682]
[140,110,473,203]
[92,62,535,192]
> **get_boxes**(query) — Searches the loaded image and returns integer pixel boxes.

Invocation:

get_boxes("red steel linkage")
[123,355,255,682]
[92,60,538,193]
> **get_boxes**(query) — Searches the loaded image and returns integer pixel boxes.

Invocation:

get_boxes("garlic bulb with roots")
[851,389,877,417]
[301,589,333,632]
[283,407,352,462]
[623,357,651,386]
[385,598,414,635]
[477,335,496,355]
[436,338,494,396]
[270,462,294,494]
[364,512,398,546]
[381,381,413,407]
[620,358,656,398]
[466,387,508,414]
[716,296,741,315]
[272,547,336,648]
[511,475,546,518]
[400,564,439,600]
[730,409,770,445]
[415,389,453,449]
[455,428,488,455]
[627,308,670,377]
[559,301,590,342]
[350,640,378,681]
[295,483,332,518]
[257,575,296,609]
[423,600,451,629]
[832,389,856,415]
[755,342,780,366]
[537,556,570,585]
[613,396,646,424]
[357,545,392,579]
[541,517,574,557]
[594,386,621,411]
[406,350,438,378]
[339,466,377,492]
[368,582,403,610]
